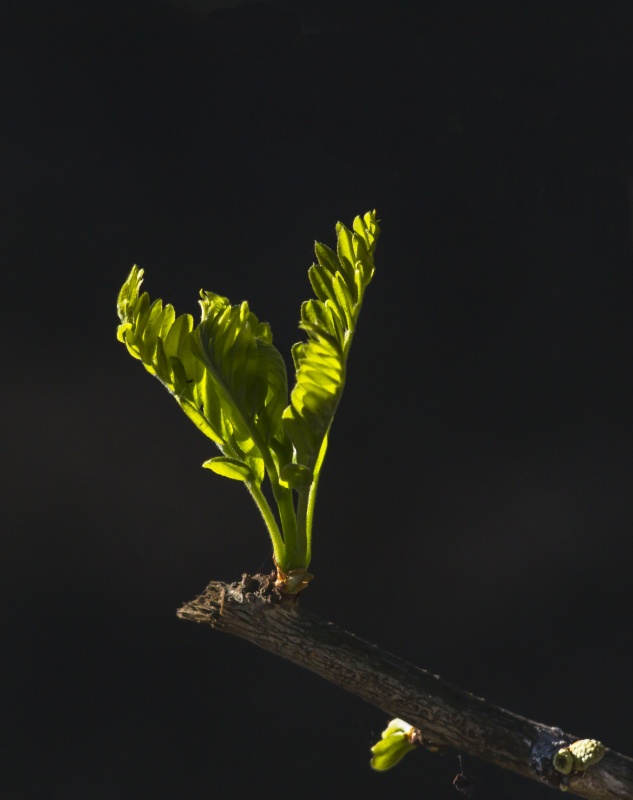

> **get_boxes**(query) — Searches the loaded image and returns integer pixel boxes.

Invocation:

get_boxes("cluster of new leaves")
[117,272,278,485]
[116,211,379,576]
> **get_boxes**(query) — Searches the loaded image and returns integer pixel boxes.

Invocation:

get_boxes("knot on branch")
[529,730,606,792]
[530,731,574,791]
[177,572,299,627]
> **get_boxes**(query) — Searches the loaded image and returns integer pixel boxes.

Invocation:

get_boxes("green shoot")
[370,719,419,771]
[116,211,379,592]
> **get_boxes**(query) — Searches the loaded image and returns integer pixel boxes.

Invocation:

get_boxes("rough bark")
[177,574,633,799]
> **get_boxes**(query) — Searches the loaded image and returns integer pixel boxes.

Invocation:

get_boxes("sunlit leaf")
[370,733,416,771]
[193,294,287,444]
[202,457,255,482]
[279,463,313,489]
[283,210,380,474]
[370,719,418,771]
[116,267,228,446]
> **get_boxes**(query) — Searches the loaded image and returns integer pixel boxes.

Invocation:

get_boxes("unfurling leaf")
[202,457,255,482]
[283,210,380,477]
[279,463,313,489]
[116,266,222,443]
[370,719,418,771]
[193,293,287,444]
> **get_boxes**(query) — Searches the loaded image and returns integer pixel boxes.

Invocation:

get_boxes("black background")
[2,1,633,798]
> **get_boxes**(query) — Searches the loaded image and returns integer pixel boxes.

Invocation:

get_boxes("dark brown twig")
[177,575,633,799]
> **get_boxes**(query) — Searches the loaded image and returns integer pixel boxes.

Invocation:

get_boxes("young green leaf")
[192,293,288,447]
[370,719,418,771]
[282,210,380,474]
[202,457,256,482]
[117,267,226,445]
[279,463,313,489]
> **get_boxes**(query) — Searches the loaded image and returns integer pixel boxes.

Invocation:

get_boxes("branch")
[177,574,632,799]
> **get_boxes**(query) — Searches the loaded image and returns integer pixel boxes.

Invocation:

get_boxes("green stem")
[245,481,286,568]
[229,417,298,571]
[304,474,319,568]
[295,486,310,568]
[300,469,323,570]
[301,429,329,568]
[270,480,298,569]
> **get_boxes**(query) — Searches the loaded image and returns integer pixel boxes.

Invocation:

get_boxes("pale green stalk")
[295,486,310,568]
[245,481,286,568]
